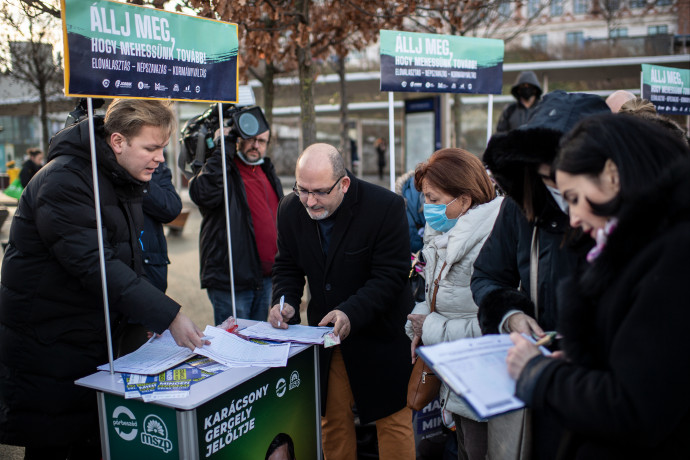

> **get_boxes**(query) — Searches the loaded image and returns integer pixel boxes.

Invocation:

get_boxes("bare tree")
[1,0,63,153]
[407,0,551,148]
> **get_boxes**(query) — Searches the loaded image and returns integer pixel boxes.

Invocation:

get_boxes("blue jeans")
[207,277,272,325]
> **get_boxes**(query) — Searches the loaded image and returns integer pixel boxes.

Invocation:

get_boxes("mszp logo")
[141,414,173,453]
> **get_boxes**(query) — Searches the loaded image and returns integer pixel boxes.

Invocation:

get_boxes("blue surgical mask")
[237,150,265,166]
[424,197,459,233]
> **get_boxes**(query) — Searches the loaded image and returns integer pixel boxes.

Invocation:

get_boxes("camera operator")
[189,113,283,324]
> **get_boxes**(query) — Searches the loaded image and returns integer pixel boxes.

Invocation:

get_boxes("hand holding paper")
[319,310,351,341]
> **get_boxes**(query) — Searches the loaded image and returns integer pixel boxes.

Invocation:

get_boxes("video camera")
[64,98,105,128]
[178,103,269,178]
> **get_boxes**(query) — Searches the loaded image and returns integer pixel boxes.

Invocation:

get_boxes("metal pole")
[486,94,494,146]
[87,98,115,374]
[218,104,238,321]
[388,92,395,191]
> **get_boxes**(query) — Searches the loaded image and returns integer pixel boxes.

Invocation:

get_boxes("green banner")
[380,30,504,94]
[197,349,318,459]
[641,64,690,115]
[60,0,238,102]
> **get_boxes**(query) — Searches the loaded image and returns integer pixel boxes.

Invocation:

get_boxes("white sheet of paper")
[240,321,333,344]
[97,331,194,375]
[194,326,290,368]
[418,334,528,418]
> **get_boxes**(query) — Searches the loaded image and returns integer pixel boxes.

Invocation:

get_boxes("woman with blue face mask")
[404,148,503,460]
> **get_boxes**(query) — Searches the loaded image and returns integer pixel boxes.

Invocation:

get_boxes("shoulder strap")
[429,262,447,313]
[530,226,540,320]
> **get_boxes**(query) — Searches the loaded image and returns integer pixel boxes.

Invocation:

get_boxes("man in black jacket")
[19,147,44,187]
[0,99,207,458]
[269,144,415,460]
[189,123,282,324]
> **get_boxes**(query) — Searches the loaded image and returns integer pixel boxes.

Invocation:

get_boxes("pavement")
[0,174,393,458]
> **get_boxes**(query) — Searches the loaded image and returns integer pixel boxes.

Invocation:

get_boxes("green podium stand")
[77,338,321,459]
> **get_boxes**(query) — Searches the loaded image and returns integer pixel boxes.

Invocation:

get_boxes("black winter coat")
[142,162,182,292]
[189,147,283,291]
[272,174,414,424]
[516,158,690,459]
[471,197,585,333]
[0,118,180,447]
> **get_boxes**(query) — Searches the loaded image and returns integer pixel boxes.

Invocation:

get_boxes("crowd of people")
[0,85,688,460]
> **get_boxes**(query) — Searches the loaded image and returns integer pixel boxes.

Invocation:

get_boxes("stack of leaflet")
[122,359,222,402]
[240,321,334,345]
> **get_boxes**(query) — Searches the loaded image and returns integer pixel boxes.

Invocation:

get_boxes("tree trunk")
[261,63,276,155]
[296,0,316,148]
[453,93,463,149]
[39,87,50,154]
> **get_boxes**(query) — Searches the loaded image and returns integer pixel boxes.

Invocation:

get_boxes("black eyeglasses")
[293,175,345,199]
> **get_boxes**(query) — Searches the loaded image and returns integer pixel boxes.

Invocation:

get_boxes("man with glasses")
[190,124,283,324]
[269,143,415,460]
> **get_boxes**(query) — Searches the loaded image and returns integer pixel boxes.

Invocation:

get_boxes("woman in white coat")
[406,148,503,460]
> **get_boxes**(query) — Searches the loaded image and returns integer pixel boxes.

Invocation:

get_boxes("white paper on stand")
[417,334,529,419]
[240,321,333,344]
[194,325,290,368]
[97,331,195,375]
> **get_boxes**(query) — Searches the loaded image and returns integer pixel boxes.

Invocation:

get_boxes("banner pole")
[388,92,395,192]
[486,94,494,146]
[218,104,238,321]
[87,97,115,374]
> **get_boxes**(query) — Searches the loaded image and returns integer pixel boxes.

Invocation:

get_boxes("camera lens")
[238,112,260,137]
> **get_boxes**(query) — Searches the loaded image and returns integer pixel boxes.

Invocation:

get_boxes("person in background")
[269,143,415,460]
[19,147,44,187]
[495,71,543,133]
[405,148,503,460]
[375,137,387,180]
[0,99,206,459]
[617,97,656,115]
[604,89,635,113]
[189,118,282,324]
[396,170,426,254]
[507,113,690,459]
[141,160,182,293]
[472,91,610,460]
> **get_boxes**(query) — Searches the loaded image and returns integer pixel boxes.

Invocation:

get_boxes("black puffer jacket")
[189,145,283,291]
[0,118,180,447]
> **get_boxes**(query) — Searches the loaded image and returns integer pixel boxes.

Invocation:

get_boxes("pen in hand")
[278,295,285,327]
[534,331,557,347]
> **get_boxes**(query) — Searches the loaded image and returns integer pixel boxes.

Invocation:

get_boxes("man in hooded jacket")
[496,71,543,133]
[0,99,206,458]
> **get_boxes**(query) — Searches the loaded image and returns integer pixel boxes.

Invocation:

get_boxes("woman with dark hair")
[405,148,502,460]
[506,114,690,459]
